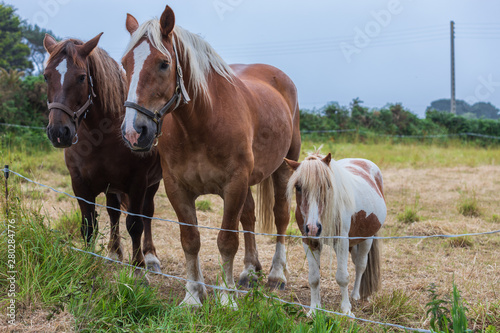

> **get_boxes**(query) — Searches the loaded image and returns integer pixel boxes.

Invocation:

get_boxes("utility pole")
[450,20,456,114]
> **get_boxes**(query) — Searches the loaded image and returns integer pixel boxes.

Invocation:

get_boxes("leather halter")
[123,38,190,140]
[47,65,97,140]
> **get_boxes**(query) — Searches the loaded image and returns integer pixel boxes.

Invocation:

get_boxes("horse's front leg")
[218,177,249,309]
[303,239,322,317]
[125,188,147,268]
[335,236,353,316]
[105,192,123,261]
[165,181,205,307]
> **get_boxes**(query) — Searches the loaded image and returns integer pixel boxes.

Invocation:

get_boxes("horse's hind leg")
[106,192,123,261]
[268,162,293,290]
[142,182,161,273]
[350,239,372,301]
[238,188,262,287]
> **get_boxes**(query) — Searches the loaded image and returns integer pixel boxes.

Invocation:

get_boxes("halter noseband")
[123,38,190,141]
[47,65,97,144]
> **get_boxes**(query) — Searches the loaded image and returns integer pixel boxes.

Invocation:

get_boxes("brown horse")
[43,34,163,271]
[285,152,385,316]
[120,5,301,307]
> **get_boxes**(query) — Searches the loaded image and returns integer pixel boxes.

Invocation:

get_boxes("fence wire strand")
[4,168,499,333]
[6,168,500,241]
[71,247,431,332]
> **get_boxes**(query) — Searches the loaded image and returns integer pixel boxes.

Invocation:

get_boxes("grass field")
[1,133,500,332]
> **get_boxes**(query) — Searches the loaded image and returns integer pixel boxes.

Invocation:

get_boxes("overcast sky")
[9,0,500,117]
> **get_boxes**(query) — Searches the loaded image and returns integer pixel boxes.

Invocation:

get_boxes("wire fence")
[5,168,500,241]
[1,122,500,140]
[3,167,500,332]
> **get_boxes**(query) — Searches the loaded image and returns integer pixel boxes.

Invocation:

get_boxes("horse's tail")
[360,236,381,299]
[256,176,275,233]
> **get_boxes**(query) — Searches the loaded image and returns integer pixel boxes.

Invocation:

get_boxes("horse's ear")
[160,5,175,37]
[284,158,301,171]
[43,34,58,54]
[77,33,103,58]
[126,13,139,35]
[322,153,332,166]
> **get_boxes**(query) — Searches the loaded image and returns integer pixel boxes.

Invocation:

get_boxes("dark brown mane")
[47,39,127,115]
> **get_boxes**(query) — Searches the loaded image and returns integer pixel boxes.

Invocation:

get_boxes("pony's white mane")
[123,18,235,103]
[287,153,356,247]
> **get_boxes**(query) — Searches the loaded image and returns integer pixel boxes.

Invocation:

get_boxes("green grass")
[53,208,81,239]
[0,180,364,332]
[300,136,500,168]
[447,236,474,248]
[195,199,212,212]
[370,289,420,325]
[397,207,420,223]
[458,191,482,217]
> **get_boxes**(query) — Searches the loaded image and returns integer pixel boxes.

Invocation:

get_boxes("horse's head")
[285,153,333,238]
[43,33,102,148]
[121,5,187,152]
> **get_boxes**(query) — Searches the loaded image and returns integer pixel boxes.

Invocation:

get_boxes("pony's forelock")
[288,153,356,247]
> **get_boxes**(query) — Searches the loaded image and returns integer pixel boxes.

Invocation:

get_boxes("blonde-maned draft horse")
[285,152,386,317]
[120,5,301,307]
[43,34,163,272]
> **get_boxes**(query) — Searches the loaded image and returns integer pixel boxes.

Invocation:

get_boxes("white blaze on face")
[124,41,151,133]
[56,58,68,87]
[306,200,320,236]
[123,41,152,145]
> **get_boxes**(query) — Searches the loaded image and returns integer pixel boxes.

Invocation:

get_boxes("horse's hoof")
[180,296,203,308]
[219,292,238,310]
[147,262,162,273]
[267,279,286,290]
[107,251,123,262]
[144,253,161,273]
[238,276,259,288]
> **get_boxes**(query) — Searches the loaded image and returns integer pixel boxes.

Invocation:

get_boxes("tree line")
[300,98,500,140]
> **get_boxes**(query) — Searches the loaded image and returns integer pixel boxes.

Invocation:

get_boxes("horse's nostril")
[317,224,322,236]
[61,126,70,138]
[305,225,310,235]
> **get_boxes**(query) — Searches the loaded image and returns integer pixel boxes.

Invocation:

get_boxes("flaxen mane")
[123,19,234,103]
[47,39,126,115]
[287,153,356,247]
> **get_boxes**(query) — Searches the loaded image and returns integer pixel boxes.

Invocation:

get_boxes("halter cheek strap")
[123,37,190,140]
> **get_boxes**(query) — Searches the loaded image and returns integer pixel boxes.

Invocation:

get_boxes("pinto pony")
[43,34,163,271]
[120,5,301,307]
[285,153,386,316]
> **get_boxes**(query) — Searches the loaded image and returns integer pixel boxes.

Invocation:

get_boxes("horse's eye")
[295,184,302,193]
[160,60,169,70]
[79,75,86,83]
[43,74,48,82]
